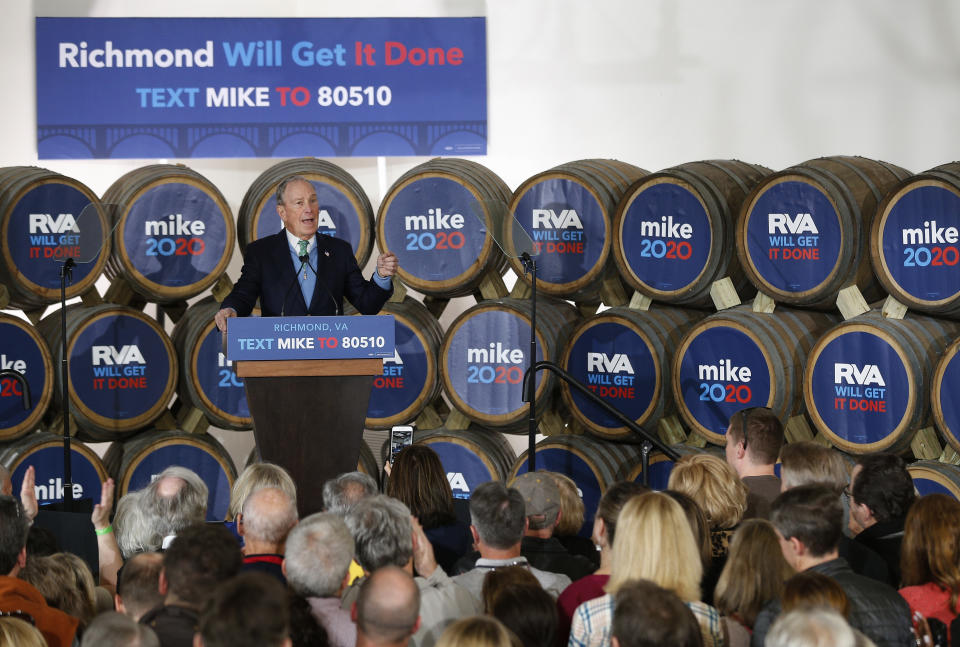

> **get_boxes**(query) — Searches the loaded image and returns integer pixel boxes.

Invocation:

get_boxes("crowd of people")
[0,407,957,647]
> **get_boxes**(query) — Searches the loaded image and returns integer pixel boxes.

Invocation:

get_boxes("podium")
[227,316,394,517]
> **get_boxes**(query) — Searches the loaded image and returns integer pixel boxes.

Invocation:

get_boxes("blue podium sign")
[226,315,394,361]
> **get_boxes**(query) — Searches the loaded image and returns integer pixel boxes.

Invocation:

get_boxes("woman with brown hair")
[714,519,794,646]
[386,444,472,573]
[899,493,960,639]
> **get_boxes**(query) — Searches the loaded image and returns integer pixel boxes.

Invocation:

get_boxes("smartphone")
[389,425,414,464]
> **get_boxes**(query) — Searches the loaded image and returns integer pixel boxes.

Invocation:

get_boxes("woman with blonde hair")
[569,491,724,647]
[899,493,960,639]
[547,472,598,567]
[0,616,46,647]
[714,519,794,646]
[435,615,520,647]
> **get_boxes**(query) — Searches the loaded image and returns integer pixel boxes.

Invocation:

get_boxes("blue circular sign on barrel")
[566,321,656,429]
[677,327,772,437]
[620,183,712,292]
[880,185,960,303]
[425,440,496,501]
[382,177,487,282]
[367,319,428,420]
[69,313,173,423]
[512,179,606,285]
[745,181,842,293]
[6,184,103,290]
[11,448,103,506]
[125,444,231,521]
[809,331,909,448]
[938,351,960,449]
[122,184,228,288]
[446,310,542,418]
[0,323,48,429]
[256,180,362,253]
[195,324,249,420]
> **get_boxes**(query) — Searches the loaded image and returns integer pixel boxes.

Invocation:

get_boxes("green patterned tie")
[297,239,308,258]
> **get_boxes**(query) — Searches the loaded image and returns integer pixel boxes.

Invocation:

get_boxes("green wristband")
[94,525,113,536]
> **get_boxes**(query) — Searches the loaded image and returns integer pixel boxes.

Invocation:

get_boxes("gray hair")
[285,512,355,598]
[144,466,209,541]
[469,481,526,550]
[765,608,856,647]
[115,490,157,557]
[323,471,379,517]
[344,495,412,572]
[81,611,159,647]
[229,462,297,521]
[240,487,298,545]
[275,175,311,206]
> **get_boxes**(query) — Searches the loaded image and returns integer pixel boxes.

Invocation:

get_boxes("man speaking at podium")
[215,175,397,331]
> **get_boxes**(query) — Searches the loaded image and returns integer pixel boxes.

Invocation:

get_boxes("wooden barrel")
[673,304,837,444]
[416,427,517,501]
[736,156,911,308]
[803,311,960,454]
[103,429,236,521]
[0,432,108,507]
[0,166,110,310]
[440,297,581,430]
[37,304,178,441]
[365,297,444,430]
[871,162,960,316]
[510,434,642,534]
[237,158,374,267]
[376,158,511,297]
[561,305,704,440]
[907,460,960,500]
[932,335,960,454]
[171,297,252,431]
[0,314,54,441]
[613,160,771,307]
[506,159,649,302]
[103,165,235,304]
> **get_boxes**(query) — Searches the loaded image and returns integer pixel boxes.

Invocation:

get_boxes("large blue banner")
[36,17,487,159]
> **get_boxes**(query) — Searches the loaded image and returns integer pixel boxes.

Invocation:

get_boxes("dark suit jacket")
[221,231,391,316]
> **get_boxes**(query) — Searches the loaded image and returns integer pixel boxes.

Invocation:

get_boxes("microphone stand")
[58,258,75,510]
[519,252,538,471]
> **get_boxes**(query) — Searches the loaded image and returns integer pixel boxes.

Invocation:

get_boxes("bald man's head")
[240,487,298,546]
[355,566,420,643]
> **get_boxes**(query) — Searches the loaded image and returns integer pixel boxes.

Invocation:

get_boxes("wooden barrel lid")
[38,304,177,440]
[104,429,236,521]
[103,165,235,303]
[908,460,960,500]
[931,335,960,454]
[0,167,110,309]
[172,298,252,431]
[440,298,579,429]
[365,298,444,430]
[561,306,702,439]
[0,432,108,507]
[237,158,374,267]
[737,156,909,308]
[507,160,648,301]
[803,312,959,454]
[871,163,960,315]
[377,159,510,297]
[0,314,54,440]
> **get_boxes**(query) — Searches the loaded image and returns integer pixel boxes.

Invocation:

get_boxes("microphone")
[301,253,340,316]
[280,255,309,317]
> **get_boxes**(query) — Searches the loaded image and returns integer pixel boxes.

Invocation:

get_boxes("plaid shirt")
[569,593,725,647]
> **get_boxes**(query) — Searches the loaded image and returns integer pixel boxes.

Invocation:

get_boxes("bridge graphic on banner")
[38,120,487,159]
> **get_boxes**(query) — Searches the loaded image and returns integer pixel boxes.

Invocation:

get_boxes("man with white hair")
[144,466,209,550]
[285,512,357,647]
[239,487,298,583]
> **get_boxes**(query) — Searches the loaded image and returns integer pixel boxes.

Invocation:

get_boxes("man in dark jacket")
[751,485,912,647]
[849,453,915,586]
